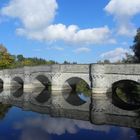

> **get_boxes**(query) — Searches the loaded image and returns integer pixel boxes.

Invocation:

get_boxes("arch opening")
[112,80,140,110]
[62,77,91,106]
[35,75,51,88]
[11,87,23,98]
[12,77,24,88]
[35,88,51,103]
[34,75,51,103]
[0,79,3,93]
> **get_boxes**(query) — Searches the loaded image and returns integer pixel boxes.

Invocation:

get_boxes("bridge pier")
[90,92,109,124]
[3,76,12,90]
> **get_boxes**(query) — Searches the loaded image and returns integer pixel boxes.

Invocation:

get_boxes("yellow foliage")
[0,52,14,69]
[21,60,33,66]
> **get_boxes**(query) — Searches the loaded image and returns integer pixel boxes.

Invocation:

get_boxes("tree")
[122,53,135,63]
[17,55,25,62]
[97,59,110,64]
[21,59,33,66]
[0,45,14,69]
[131,28,140,62]
[0,43,59,69]
[0,44,7,54]
[0,52,14,69]
[63,61,70,64]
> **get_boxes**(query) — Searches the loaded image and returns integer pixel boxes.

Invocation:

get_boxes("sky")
[0,0,140,63]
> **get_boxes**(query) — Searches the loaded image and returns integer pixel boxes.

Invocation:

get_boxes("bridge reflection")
[0,88,140,129]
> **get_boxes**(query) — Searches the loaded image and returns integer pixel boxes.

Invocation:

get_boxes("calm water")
[0,87,140,140]
[0,104,139,140]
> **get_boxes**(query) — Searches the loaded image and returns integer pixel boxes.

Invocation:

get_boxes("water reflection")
[35,88,51,103]
[135,129,140,140]
[11,87,23,98]
[112,80,140,110]
[0,87,140,129]
[0,103,11,120]
[0,88,139,140]
[0,88,3,94]
[12,111,139,140]
[63,90,87,106]
[13,115,112,135]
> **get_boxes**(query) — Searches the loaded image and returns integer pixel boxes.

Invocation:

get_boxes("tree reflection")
[112,80,140,110]
[65,90,86,106]
[134,129,140,140]
[0,103,11,120]
[76,80,91,97]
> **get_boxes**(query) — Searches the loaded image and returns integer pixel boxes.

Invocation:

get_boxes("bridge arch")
[0,78,3,88]
[63,76,90,90]
[34,75,51,88]
[62,77,91,106]
[12,77,24,88]
[53,73,91,91]
[112,79,140,110]
[29,75,52,104]
[0,78,4,93]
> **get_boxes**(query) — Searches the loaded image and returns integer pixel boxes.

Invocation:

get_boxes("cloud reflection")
[14,115,133,137]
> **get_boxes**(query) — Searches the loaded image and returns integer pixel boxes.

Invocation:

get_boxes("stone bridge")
[0,64,140,126]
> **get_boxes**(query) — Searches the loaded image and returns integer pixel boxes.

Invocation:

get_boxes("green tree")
[17,55,25,62]
[131,28,140,62]
[122,53,135,63]
[0,44,14,69]
[63,61,70,64]
[0,43,59,69]
[97,59,110,64]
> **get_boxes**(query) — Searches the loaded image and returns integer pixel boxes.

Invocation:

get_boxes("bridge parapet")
[104,64,140,75]
[59,64,89,73]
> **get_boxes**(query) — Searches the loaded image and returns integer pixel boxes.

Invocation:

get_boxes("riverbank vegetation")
[0,44,58,69]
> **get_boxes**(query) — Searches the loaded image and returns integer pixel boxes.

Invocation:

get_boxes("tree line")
[0,44,58,69]
[0,44,78,69]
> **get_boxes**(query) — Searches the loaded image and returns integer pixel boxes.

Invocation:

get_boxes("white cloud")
[0,0,115,45]
[16,24,115,45]
[74,47,91,53]
[105,0,140,36]
[1,0,58,30]
[100,47,133,62]
[46,45,64,51]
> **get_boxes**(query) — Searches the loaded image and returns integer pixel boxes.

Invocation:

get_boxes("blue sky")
[0,0,140,63]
